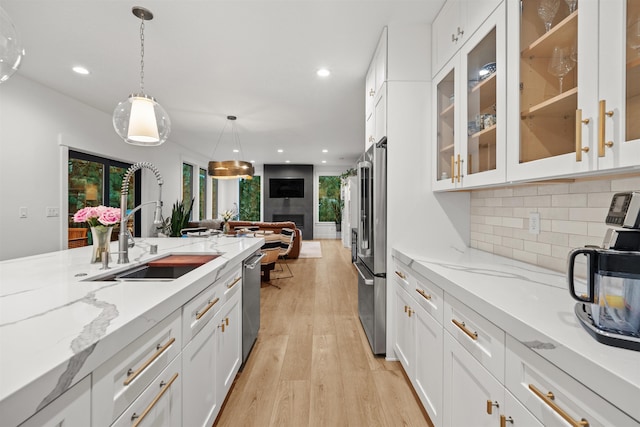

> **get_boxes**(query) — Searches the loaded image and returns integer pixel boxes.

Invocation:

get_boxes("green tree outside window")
[239,176,261,221]
[318,176,341,223]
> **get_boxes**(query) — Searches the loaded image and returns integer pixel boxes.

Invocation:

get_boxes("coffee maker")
[567,191,640,351]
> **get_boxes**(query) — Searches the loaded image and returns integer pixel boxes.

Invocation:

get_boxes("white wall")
[0,75,208,260]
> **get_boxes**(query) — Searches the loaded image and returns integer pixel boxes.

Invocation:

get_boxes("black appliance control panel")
[606,192,640,229]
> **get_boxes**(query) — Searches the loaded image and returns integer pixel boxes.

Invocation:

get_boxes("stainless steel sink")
[87,253,221,282]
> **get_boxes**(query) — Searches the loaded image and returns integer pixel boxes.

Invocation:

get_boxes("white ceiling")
[3,0,444,168]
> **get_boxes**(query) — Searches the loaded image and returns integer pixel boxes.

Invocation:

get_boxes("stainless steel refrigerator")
[354,137,386,355]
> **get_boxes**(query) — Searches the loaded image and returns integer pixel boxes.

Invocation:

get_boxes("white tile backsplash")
[468,175,640,273]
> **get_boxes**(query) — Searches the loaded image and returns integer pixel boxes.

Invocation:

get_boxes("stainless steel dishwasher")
[241,250,264,368]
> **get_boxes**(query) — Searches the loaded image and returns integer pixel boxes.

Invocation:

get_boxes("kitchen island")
[0,235,263,427]
[393,245,640,426]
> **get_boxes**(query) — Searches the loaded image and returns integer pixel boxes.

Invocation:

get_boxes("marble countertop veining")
[0,236,263,427]
[392,245,640,423]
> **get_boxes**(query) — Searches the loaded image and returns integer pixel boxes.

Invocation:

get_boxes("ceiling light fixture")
[72,66,90,75]
[322,149,328,153]
[113,6,170,146]
[208,115,254,180]
[277,149,284,153]
[317,68,331,77]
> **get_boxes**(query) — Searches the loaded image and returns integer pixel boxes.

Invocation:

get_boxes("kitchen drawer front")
[92,309,182,427]
[221,265,242,304]
[111,353,182,427]
[182,280,225,343]
[444,294,505,383]
[392,259,444,324]
[506,335,639,427]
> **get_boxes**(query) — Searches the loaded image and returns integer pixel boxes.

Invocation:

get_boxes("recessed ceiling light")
[322,160,327,163]
[72,66,90,75]
[277,149,284,153]
[285,160,290,163]
[322,149,328,153]
[232,149,239,153]
[317,68,331,77]
[250,160,255,163]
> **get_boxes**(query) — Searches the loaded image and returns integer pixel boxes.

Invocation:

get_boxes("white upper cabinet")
[433,2,506,191]
[506,0,640,181]
[365,27,388,150]
[432,0,503,77]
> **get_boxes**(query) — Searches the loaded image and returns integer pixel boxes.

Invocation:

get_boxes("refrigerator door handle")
[354,261,374,286]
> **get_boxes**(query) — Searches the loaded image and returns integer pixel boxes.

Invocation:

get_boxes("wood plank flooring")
[215,240,431,427]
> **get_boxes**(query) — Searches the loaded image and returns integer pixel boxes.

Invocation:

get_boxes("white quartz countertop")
[0,235,263,427]
[392,245,640,423]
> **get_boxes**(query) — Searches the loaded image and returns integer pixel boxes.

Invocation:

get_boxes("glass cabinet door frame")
[433,56,460,191]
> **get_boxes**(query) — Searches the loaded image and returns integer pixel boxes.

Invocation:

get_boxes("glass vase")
[223,221,231,234]
[90,226,113,263]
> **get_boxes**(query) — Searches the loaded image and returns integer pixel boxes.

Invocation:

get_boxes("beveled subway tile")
[551,193,587,207]
[537,231,568,246]
[552,219,588,235]
[512,249,537,264]
[502,217,524,229]
[477,223,494,234]
[570,179,610,194]
[493,226,514,237]
[493,245,513,258]
[502,196,524,207]
[513,185,538,196]
[524,195,551,207]
[611,175,640,191]
[485,197,503,207]
[501,237,524,250]
[537,183,570,195]
[485,216,502,226]
[537,207,569,220]
[476,241,494,253]
[588,222,609,237]
[588,192,616,208]
[537,255,565,273]
[552,244,571,260]
[568,234,601,248]
[569,207,608,222]
[493,188,513,198]
[524,240,552,256]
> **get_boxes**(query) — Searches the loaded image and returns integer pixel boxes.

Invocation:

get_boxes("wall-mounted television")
[269,178,304,198]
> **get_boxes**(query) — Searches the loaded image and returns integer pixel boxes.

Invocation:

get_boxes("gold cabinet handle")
[225,317,229,326]
[598,100,614,157]
[416,288,432,300]
[404,305,408,313]
[456,154,461,183]
[131,372,179,427]
[408,308,413,317]
[451,155,455,183]
[195,297,220,320]
[452,318,478,340]
[486,399,499,415]
[528,384,589,427]
[218,322,226,332]
[124,337,176,386]
[500,415,514,427]
[575,109,590,162]
[395,270,406,280]
[227,276,241,289]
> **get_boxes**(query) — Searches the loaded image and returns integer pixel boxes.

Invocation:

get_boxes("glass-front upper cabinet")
[433,2,505,191]
[507,0,640,181]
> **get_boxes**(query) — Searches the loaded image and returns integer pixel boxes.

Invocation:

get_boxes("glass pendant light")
[113,7,170,146]
[208,116,255,180]
[0,5,25,84]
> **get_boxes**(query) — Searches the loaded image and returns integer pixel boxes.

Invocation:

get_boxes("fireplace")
[272,214,304,230]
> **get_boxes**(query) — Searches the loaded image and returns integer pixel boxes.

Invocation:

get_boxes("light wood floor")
[215,239,431,427]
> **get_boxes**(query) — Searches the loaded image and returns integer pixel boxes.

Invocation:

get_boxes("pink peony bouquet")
[73,205,121,227]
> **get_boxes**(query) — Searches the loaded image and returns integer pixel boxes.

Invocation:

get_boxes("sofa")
[228,221,301,259]
[187,219,301,259]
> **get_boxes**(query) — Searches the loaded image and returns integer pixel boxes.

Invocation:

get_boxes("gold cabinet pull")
[452,318,478,340]
[227,276,241,289]
[451,155,455,183]
[500,415,514,427]
[404,305,408,313]
[456,154,461,183]
[575,109,590,161]
[195,297,220,320]
[408,308,413,317]
[225,317,229,326]
[528,384,589,427]
[124,337,176,386]
[131,372,179,427]
[598,100,614,157]
[218,322,226,333]
[416,288,432,300]
[395,270,406,280]
[486,399,499,414]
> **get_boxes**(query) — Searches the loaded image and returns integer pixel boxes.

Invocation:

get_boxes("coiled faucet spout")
[118,162,164,264]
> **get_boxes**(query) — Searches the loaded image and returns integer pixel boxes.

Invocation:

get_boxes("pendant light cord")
[210,120,231,157]
[139,17,145,93]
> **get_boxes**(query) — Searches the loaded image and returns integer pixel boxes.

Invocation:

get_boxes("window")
[239,176,261,221]
[68,151,141,241]
[199,168,207,219]
[211,179,218,219]
[318,176,341,223]
[182,163,194,206]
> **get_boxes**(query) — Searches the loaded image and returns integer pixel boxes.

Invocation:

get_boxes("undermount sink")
[87,254,221,282]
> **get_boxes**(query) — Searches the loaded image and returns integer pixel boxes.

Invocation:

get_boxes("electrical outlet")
[529,212,540,235]
[46,207,60,217]
[19,207,28,218]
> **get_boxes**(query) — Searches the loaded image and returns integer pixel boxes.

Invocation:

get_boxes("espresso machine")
[568,191,640,351]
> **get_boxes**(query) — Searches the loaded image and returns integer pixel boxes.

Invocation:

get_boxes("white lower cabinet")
[19,375,91,427]
[506,335,639,427]
[502,389,543,427]
[414,302,443,427]
[394,284,415,376]
[111,354,182,427]
[443,331,503,427]
[216,287,242,402]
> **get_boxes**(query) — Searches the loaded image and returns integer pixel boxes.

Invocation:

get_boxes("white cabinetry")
[506,0,640,182]
[18,376,91,427]
[111,355,182,427]
[432,0,503,77]
[433,3,506,191]
[216,283,242,401]
[365,28,388,150]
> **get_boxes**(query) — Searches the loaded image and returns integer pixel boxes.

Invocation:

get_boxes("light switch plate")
[529,212,540,234]
[19,207,28,218]
[46,207,60,217]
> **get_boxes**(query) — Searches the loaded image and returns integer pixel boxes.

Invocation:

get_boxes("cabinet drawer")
[393,260,444,325]
[92,309,182,427]
[19,375,91,427]
[444,294,505,383]
[111,354,182,427]
[221,266,242,305]
[183,281,225,343]
[506,335,639,427]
